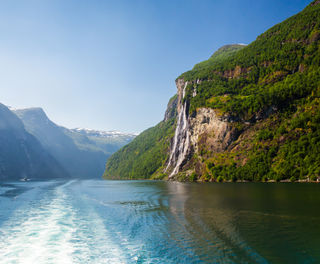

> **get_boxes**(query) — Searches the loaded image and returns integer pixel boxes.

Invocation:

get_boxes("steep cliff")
[164,77,240,180]
[0,104,69,180]
[15,108,135,178]
[103,46,243,181]
[104,1,320,182]
[166,1,320,182]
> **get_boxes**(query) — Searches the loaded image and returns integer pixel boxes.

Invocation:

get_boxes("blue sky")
[0,0,312,133]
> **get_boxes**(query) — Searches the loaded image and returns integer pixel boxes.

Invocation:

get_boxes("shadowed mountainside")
[0,104,69,180]
[15,108,135,178]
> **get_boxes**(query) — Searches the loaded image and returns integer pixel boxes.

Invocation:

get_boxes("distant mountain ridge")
[14,107,135,178]
[71,128,137,138]
[0,104,69,180]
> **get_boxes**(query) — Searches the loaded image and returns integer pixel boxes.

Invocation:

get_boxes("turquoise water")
[0,180,319,263]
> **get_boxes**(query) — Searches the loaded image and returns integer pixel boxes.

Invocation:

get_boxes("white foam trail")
[0,181,126,264]
[0,182,75,263]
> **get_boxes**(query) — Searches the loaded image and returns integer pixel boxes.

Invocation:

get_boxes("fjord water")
[0,180,319,263]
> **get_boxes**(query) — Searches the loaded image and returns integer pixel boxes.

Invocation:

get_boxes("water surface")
[0,180,319,263]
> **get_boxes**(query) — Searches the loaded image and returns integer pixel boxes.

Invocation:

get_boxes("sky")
[0,0,312,133]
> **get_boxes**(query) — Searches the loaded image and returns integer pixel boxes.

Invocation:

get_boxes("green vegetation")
[103,118,175,180]
[181,2,320,120]
[191,44,246,71]
[175,1,320,182]
[198,90,320,182]
[104,1,320,182]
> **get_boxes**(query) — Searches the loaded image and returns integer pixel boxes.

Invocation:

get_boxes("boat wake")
[0,180,126,264]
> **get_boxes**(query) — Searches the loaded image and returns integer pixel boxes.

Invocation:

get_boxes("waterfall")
[165,82,190,178]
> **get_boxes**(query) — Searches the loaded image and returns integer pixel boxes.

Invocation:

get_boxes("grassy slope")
[192,44,246,71]
[103,118,175,180]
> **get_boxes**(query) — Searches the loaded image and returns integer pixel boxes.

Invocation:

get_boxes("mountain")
[0,104,69,180]
[69,128,136,154]
[14,108,135,178]
[104,1,320,182]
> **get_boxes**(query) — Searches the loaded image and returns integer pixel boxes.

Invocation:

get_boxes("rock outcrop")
[165,79,236,178]
[189,108,235,153]
[164,95,178,122]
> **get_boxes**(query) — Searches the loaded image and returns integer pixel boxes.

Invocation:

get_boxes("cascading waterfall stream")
[165,82,191,178]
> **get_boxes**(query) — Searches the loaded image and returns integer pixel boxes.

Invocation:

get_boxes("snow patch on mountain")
[71,128,138,138]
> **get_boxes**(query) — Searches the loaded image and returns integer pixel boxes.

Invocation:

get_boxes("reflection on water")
[0,180,319,263]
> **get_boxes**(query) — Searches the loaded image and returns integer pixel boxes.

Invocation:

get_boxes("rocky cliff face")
[189,108,235,153]
[165,79,237,179]
[164,95,178,122]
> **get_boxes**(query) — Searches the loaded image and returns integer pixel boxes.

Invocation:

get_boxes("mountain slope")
[103,94,178,180]
[0,104,69,180]
[14,108,135,178]
[69,128,135,154]
[103,118,175,180]
[192,44,246,71]
[104,1,320,182]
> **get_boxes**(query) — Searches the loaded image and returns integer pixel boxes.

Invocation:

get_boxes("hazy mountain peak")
[0,103,69,180]
[12,106,136,178]
[0,103,25,131]
[14,107,50,124]
[14,107,45,113]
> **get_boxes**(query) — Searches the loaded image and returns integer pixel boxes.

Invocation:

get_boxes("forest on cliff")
[104,0,320,182]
